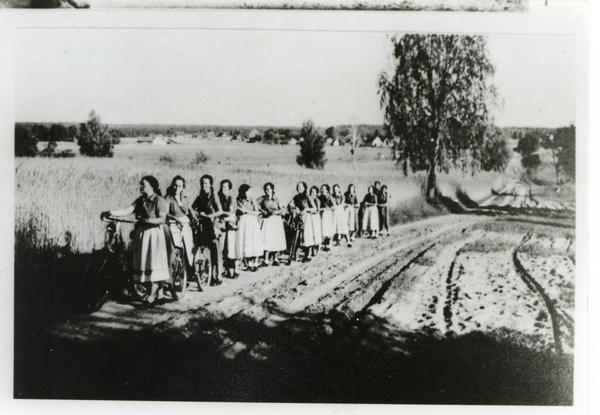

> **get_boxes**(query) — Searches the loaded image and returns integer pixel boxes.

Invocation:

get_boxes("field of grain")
[17,139,499,254]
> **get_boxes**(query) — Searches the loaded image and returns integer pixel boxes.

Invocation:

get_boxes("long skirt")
[362,205,379,232]
[132,225,171,283]
[169,223,194,267]
[231,214,264,259]
[261,215,287,252]
[310,212,323,245]
[301,211,315,247]
[333,205,349,236]
[347,206,358,232]
[321,209,334,239]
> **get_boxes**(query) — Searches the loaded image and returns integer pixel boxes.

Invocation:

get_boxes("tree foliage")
[77,110,114,157]
[480,126,512,172]
[15,125,38,157]
[378,34,497,200]
[554,125,576,180]
[516,131,542,176]
[296,120,326,169]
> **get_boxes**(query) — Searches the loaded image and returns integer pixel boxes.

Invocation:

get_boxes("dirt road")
[16,213,576,404]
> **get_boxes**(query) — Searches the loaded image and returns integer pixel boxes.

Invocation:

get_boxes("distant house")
[382,138,391,147]
[248,129,260,139]
[152,135,168,145]
[288,138,297,145]
[137,137,152,144]
[206,131,217,140]
[326,137,333,145]
[332,139,340,147]
[221,134,233,142]
[371,136,383,147]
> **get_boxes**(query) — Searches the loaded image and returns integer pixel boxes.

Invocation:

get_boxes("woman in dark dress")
[344,184,359,242]
[218,179,239,279]
[319,184,334,252]
[165,176,194,271]
[191,174,224,285]
[362,185,380,238]
[378,184,390,236]
[287,181,314,263]
[103,175,172,308]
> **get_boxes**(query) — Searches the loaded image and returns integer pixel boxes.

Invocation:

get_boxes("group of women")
[103,175,390,309]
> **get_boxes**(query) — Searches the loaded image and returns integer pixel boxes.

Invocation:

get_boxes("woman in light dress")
[103,175,172,309]
[362,185,380,238]
[258,182,287,266]
[308,186,323,257]
[318,184,335,252]
[232,184,264,272]
[332,184,351,247]
[344,184,359,242]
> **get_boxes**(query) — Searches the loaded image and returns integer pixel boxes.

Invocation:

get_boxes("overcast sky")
[16,29,576,128]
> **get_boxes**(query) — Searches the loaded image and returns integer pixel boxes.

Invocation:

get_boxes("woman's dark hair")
[264,182,275,194]
[309,186,320,196]
[167,175,186,196]
[347,184,355,193]
[321,184,331,193]
[200,174,214,187]
[374,181,381,188]
[367,185,374,193]
[220,179,232,191]
[238,184,251,201]
[141,175,162,197]
[333,184,341,194]
[297,181,307,194]
[381,185,388,192]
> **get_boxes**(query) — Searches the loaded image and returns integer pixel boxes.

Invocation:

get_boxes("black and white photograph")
[4,1,590,412]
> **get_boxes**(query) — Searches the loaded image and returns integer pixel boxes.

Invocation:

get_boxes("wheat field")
[15,140,503,255]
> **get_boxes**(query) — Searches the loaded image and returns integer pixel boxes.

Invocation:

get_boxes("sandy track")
[55,212,575,358]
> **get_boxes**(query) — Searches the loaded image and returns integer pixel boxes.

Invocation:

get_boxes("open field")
[14,139,576,403]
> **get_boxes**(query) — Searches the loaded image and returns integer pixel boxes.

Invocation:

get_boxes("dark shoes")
[302,257,312,263]
[211,279,223,286]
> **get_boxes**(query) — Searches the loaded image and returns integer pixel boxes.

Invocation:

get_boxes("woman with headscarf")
[362,185,380,238]
[258,182,287,266]
[232,184,264,272]
[102,175,172,309]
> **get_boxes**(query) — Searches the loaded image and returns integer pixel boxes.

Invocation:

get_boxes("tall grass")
[15,141,439,256]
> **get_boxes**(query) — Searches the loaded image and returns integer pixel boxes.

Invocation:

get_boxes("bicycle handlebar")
[102,216,136,224]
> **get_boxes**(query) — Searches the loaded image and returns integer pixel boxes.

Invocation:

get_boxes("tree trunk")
[426,162,437,202]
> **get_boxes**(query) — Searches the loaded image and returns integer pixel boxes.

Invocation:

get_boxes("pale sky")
[16,29,576,128]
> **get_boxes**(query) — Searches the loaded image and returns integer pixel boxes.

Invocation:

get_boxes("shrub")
[77,110,114,158]
[296,120,326,169]
[54,150,76,158]
[15,124,38,157]
[480,127,512,172]
[39,141,57,158]
[192,150,209,165]
[159,154,174,165]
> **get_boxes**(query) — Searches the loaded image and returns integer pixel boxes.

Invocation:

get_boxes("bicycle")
[80,216,185,312]
[190,215,220,291]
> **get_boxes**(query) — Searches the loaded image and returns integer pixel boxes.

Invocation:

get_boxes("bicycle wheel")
[131,280,149,301]
[80,251,111,313]
[194,246,212,291]
[169,248,187,300]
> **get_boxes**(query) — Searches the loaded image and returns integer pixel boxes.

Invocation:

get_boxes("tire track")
[354,243,435,321]
[513,233,563,354]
